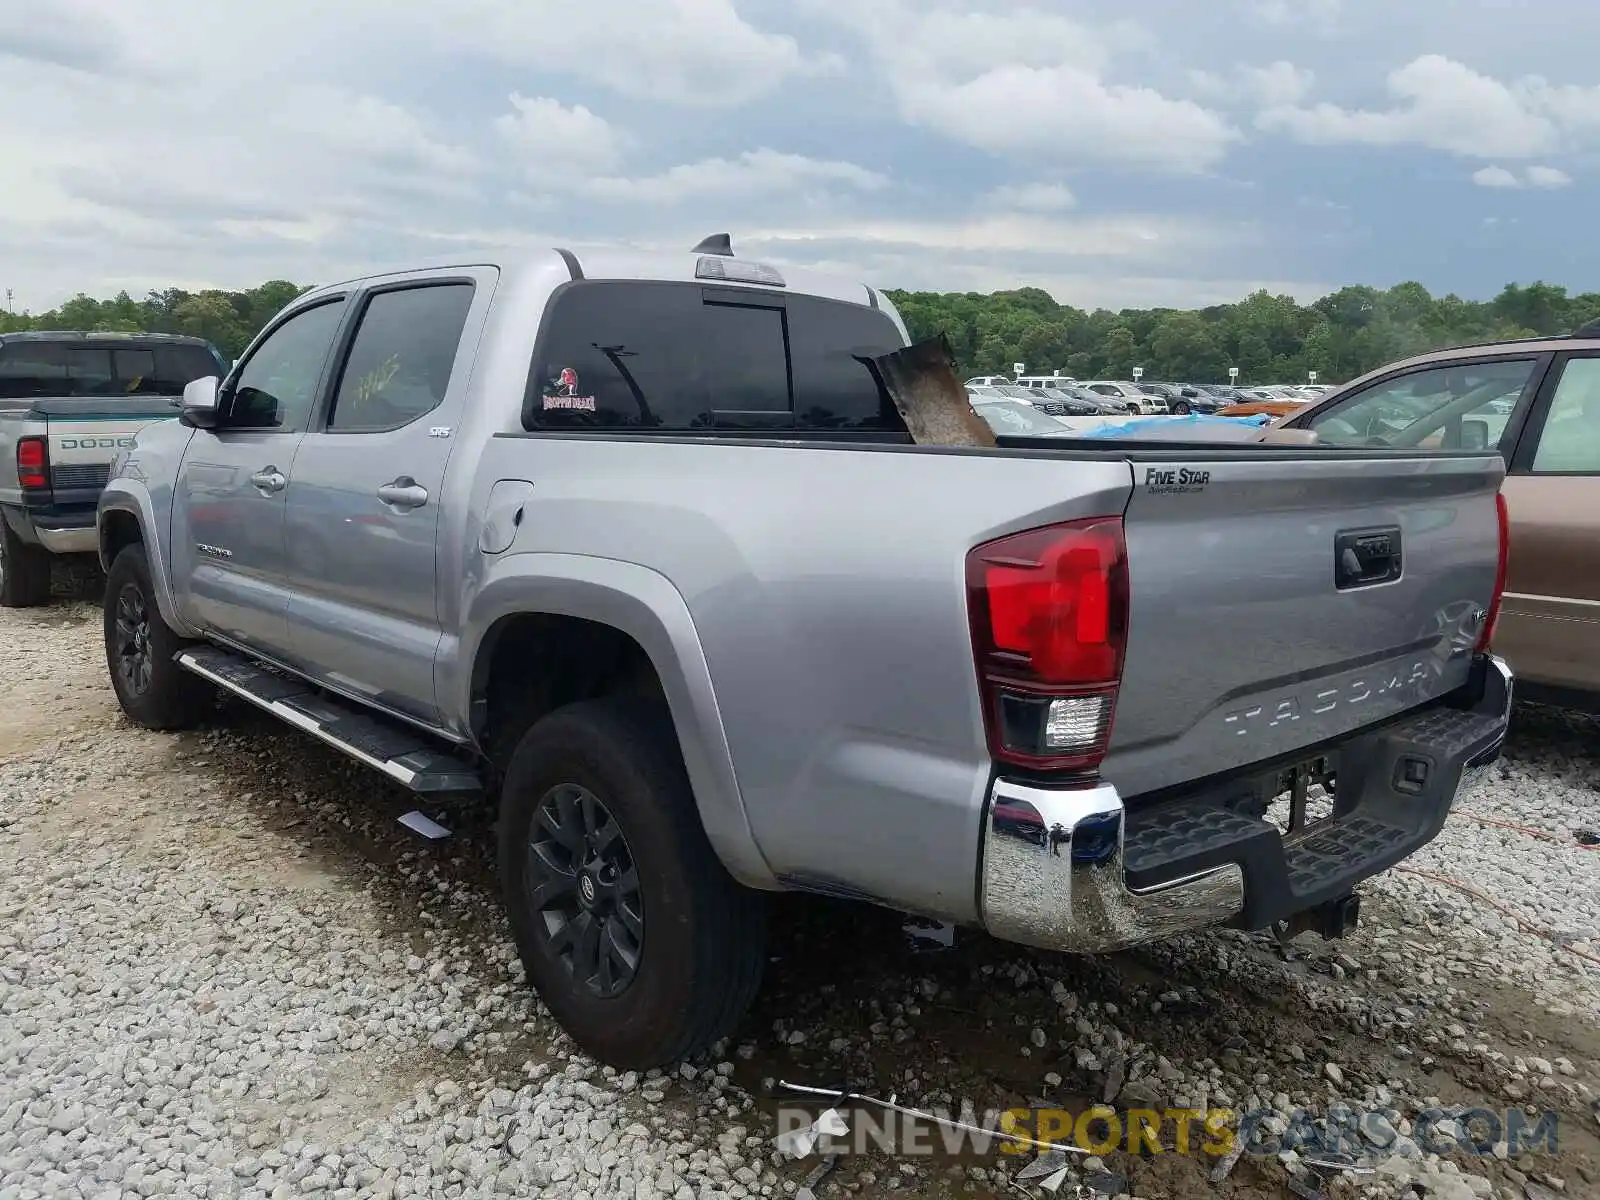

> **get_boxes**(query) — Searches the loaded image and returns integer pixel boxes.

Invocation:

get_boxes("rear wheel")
[1171,401,1191,415]
[0,521,52,608]
[103,543,214,729]
[498,695,766,1068]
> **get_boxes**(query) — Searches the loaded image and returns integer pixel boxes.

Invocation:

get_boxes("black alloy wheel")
[113,583,155,696]
[524,782,644,998]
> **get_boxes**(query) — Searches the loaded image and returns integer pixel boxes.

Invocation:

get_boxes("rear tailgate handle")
[1335,526,1402,590]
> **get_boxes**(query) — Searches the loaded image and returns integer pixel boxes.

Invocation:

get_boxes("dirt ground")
[2,591,1597,1200]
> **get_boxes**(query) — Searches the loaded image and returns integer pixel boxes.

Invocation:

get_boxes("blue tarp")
[1067,412,1273,440]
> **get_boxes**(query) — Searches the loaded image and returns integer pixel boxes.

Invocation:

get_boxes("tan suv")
[1280,325,1600,708]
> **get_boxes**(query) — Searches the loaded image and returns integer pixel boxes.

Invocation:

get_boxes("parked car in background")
[1012,386,1074,417]
[0,331,227,606]
[1079,381,1164,414]
[1054,386,1132,415]
[968,396,1077,436]
[1217,397,1312,420]
[970,384,1075,416]
[1016,374,1076,391]
[1033,387,1117,416]
[1134,383,1187,409]
[1280,327,1600,709]
[1142,383,1224,415]
[965,375,1012,388]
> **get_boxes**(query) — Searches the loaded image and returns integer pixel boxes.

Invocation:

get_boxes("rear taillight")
[16,436,48,491]
[1476,491,1509,653]
[966,517,1129,772]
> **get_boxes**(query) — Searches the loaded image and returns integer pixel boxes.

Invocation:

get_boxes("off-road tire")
[103,542,214,729]
[498,695,766,1068]
[0,521,52,608]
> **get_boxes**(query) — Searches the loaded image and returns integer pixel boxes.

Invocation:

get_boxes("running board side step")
[176,646,483,795]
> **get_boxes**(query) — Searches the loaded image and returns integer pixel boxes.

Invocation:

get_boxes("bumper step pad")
[1120,703,1507,931]
[176,645,482,795]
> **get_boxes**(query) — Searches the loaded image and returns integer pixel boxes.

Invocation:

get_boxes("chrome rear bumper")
[979,777,1245,955]
[34,524,98,554]
[978,657,1513,955]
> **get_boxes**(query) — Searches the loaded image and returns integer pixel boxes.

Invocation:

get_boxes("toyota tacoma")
[97,239,1513,1068]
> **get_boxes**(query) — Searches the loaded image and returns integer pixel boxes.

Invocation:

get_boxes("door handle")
[250,467,286,493]
[377,477,429,509]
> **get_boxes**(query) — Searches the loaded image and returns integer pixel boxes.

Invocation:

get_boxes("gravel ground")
[2,595,1598,1200]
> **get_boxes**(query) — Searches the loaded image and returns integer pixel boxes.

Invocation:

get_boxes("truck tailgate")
[1104,449,1504,798]
[38,400,179,498]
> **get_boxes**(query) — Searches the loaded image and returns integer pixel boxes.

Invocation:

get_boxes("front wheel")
[498,695,766,1068]
[103,543,215,729]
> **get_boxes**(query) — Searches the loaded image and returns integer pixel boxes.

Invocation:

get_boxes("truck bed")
[481,430,1503,919]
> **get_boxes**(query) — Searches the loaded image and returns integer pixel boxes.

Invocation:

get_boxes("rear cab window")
[0,341,221,399]
[523,281,907,433]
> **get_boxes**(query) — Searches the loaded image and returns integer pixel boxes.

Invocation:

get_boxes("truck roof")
[0,330,216,347]
[295,236,892,315]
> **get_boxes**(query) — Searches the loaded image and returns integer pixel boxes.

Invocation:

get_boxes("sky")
[3,0,1600,314]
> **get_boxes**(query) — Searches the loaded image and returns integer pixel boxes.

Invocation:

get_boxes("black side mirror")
[226,386,283,430]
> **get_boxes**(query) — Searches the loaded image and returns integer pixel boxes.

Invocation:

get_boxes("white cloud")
[740,211,1239,261]
[1245,0,1341,34]
[24,0,829,107]
[1473,165,1522,189]
[4,0,1595,318]
[983,183,1077,213]
[396,0,840,107]
[1258,53,1600,164]
[1259,56,1558,159]
[273,86,479,176]
[1525,164,1574,188]
[495,95,626,175]
[1190,61,1313,109]
[582,149,888,205]
[811,3,1238,174]
[1243,62,1316,108]
[1472,163,1573,189]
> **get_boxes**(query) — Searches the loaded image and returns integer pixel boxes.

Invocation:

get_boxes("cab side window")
[1530,357,1600,473]
[229,300,347,432]
[327,284,476,432]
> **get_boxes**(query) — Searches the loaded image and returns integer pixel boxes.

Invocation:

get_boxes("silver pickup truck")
[97,240,1514,1069]
[0,331,224,606]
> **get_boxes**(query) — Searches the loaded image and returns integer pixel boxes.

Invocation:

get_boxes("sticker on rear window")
[542,367,597,412]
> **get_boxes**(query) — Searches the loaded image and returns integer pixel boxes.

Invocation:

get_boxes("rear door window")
[525,282,905,432]
[327,283,475,432]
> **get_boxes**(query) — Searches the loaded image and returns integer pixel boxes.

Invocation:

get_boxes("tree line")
[886,280,1600,384]
[4,277,1598,385]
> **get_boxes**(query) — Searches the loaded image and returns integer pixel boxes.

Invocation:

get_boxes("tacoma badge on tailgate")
[1222,659,1432,736]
